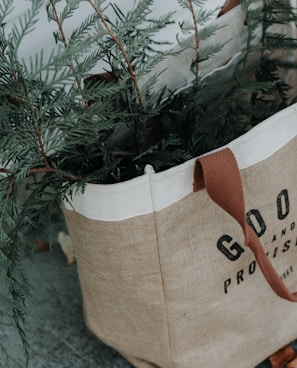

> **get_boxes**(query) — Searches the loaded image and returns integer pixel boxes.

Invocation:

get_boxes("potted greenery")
[1,0,297,366]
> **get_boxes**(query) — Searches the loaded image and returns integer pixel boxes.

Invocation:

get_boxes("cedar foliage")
[0,0,297,364]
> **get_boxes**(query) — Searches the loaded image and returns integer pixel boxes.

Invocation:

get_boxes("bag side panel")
[63,210,173,368]
[153,137,297,368]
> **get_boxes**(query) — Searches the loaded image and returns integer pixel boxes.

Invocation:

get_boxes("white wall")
[4,0,225,72]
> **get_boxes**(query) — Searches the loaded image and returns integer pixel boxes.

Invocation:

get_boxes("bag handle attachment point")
[194,148,297,302]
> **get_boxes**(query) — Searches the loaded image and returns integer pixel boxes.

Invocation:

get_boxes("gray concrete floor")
[0,246,133,368]
[0,243,292,367]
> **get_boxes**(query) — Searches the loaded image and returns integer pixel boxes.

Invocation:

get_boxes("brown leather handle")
[218,0,240,16]
[194,147,297,302]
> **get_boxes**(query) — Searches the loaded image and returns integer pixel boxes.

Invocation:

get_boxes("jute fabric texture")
[63,2,297,367]
[64,129,297,367]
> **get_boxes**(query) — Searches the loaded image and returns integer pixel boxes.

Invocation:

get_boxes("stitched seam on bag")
[148,175,176,368]
[152,211,176,368]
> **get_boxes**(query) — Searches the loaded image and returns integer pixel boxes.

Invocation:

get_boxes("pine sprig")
[68,12,99,45]
[9,0,43,52]
[0,0,13,27]
[0,0,297,365]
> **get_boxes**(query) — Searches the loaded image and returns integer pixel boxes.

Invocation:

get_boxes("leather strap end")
[269,345,296,368]
[287,356,297,368]
[193,159,205,192]
[218,0,240,17]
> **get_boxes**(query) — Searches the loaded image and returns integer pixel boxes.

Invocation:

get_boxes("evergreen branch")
[188,0,200,78]
[1,0,297,364]
[199,24,225,41]
[0,167,81,182]
[108,1,174,64]
[48,0,83,94]
[34,122,51,170]
[58,0,80,23]
[178,0,202,126]
[69,12,99,45]
[0,86,30,106]
[87,1,144,111]
[9,1,42,52]
[0,82,54,174]
[47,1,103,154]
[87,0,150,150]
[263,33,297,49]
[0,0,13,30]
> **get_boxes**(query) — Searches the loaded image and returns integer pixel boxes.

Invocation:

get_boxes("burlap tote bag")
[63,2,297,368]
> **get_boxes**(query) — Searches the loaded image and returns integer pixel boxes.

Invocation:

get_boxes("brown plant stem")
[87,0,143,107]
[49,0,103,152]
[0,91,55,182]
[87,0,148,136]
[11,68,19,86]
[49,0,84,95]
[0,167,56,174]
[188,0,200,126]
[0,89,31,107]
[189,0,200,78]
[6,175,15,195]
[35,122,50,170]
[0,167,81,191]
